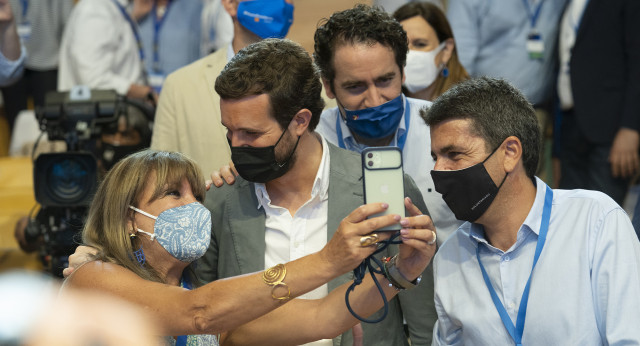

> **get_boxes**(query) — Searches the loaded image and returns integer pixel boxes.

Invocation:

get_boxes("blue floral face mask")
[237,0,294,39]
[342,94,405,140]
[129,202,212,263]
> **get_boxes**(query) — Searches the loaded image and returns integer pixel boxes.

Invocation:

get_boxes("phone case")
[361,146,405,231]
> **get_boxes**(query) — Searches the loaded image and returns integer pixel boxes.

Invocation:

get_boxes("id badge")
[149,72,165,94]
[526,32,544,60]
[17,23,31,42]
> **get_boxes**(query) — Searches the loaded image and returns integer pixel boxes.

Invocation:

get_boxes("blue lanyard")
[476,185,553,346]
[20,0,28,22]
[336,97,411,151]
[521,0,545,29]
[152,1,172,72]
[112,0,148,83]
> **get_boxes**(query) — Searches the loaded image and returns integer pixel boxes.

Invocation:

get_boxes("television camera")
[24,86,153,277]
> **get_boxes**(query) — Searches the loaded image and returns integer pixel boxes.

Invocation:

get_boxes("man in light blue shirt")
[423,77,640,345]
[447,0,568,107]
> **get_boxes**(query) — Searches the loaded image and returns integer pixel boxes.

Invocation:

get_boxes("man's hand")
[0,0,14,25]
[14,216,39,253]
[127,84,154,100]
[205,161,238,190]
[394,197,437,282]
[610,127,640,178]
[319,203,400,276]
[62,245,99,278]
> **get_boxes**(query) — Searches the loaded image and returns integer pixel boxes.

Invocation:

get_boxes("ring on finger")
[360,233,380,247]
[427,230,437,245]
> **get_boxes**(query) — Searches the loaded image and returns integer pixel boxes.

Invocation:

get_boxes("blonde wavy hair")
[82,150,206,283]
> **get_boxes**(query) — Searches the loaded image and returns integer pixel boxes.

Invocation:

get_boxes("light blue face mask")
[237,0,294,39]
[129,202,212,263]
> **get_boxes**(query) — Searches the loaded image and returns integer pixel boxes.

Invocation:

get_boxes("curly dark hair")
[215,39,325,131]
[313,4,408,90]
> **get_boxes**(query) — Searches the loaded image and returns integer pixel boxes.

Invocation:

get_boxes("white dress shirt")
[255,136,331,301]
[254,137,332,346]
[58,0,143,94]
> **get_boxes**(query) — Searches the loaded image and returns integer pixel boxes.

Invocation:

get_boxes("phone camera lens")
[367,153,373,158]
[368,161,373,167]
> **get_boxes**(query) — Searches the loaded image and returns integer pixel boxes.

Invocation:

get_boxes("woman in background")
[394,1,468,101]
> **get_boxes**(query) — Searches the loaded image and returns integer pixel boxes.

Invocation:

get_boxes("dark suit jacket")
[196,142,437,346]
[570,0,640,143]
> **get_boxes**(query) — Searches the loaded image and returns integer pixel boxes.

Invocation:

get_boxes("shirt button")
[503,255,510,262]
[293,241,300,248]
[508,302,515,310]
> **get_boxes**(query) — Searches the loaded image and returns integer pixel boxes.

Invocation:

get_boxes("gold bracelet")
[263,263,291,302]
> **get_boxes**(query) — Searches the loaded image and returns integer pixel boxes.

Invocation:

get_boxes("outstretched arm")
[223,203,437,346]
[66,203,403,336]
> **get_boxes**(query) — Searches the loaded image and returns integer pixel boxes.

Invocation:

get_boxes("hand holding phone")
[362,147,405,231]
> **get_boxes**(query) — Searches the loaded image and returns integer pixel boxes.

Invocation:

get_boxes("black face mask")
[99,142,146,171]
[430,146,507,223]
[230,127,300,183]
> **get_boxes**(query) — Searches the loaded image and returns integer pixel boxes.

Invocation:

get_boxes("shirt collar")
[338,94,408,153]
[466,176,547,251]
[254,136,331,209]
[226,41,235,62]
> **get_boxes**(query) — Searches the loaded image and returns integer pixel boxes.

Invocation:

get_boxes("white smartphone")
[362,146,405,231]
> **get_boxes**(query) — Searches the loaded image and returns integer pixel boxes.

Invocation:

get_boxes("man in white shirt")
[58,0,152,99]
[197,38,437,346]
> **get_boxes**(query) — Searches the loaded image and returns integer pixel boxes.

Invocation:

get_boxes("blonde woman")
[64,149,436,345]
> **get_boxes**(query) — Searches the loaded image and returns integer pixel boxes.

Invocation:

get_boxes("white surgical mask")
[403,42,446,94]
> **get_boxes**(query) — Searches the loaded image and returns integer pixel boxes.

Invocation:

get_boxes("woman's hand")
[319,203,400,276]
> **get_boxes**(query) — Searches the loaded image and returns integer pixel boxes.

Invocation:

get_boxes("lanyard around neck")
[476,184,553,345]
[336,96,411,151]
[152,1,172,72]
[112,0,149,84]
[521,0,545,29]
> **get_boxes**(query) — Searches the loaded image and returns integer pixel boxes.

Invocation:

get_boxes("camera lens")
[367,153,373,158]
[35,153,98,207]
[368,161,373,167]
[47,158,91,203]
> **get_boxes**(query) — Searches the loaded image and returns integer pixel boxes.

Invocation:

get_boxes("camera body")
[28,87,131,277]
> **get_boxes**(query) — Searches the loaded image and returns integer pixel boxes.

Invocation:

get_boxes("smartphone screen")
[362,146,405,231]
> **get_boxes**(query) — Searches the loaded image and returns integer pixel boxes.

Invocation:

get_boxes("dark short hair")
[313,4,408,89]
[215,39,325,131]
[421,77,541,179]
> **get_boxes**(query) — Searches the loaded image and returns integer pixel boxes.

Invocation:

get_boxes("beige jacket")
[151,46,232,176]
